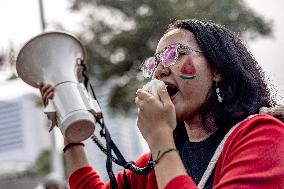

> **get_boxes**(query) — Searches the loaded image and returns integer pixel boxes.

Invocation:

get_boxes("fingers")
[136,89,152,100]
[44,91,54,106]
[135,89,155,108]
[135,96,139,106]
[43,87,54,106]
[135,89,146,107]
[37,82,44,89]
[41,84,53,95]
[157,86,171,105]
[37,82,55,106]
[135,87,171,108]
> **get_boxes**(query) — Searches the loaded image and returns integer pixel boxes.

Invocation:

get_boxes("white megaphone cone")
[16,31,100,142]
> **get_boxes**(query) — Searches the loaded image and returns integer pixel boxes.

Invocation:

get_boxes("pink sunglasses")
[141,43,203,78]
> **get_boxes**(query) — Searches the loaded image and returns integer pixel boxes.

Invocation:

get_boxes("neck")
[184,117,214,142]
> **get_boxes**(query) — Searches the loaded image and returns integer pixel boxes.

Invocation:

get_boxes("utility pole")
[38,0,65,181]
[39,0,46,30]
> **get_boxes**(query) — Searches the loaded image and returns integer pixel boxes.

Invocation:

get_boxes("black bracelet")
[63,142,85,153]
[153,148,178,165]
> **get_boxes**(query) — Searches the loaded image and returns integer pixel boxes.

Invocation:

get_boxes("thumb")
[158,85,171,104]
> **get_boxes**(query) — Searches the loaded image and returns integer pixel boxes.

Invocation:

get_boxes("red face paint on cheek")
[179,58,197,80]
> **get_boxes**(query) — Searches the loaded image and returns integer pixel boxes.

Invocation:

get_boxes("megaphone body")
[16,31,99,142]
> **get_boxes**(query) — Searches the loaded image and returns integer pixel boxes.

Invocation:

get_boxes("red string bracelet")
[63,142,85,153]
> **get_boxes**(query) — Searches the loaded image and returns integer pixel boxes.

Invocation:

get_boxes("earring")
[216,82,223,103]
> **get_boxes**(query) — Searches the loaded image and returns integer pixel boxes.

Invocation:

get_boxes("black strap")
[123,169,131,189]
[79,61,155,189]
[100,117,128,189]
[104,123,117,189]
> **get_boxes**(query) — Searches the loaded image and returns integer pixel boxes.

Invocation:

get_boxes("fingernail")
[159,85,167,92]
[161,88,167,92]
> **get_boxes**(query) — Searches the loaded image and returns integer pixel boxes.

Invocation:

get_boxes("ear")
[212,69,223,82]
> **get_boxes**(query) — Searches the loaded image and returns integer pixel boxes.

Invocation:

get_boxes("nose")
[153,63,170,79]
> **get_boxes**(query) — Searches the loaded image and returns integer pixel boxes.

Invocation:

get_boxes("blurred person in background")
[43,178,67,189]
[35,174,67,189]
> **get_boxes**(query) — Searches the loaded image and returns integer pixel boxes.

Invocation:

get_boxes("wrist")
[63,142,85,153]
[152,148,178,165]
[147,131,175,152]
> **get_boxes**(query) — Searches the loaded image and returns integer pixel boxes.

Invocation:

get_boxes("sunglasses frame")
[142,43,203,78]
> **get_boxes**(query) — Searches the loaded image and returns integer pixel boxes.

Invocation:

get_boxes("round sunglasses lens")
[161,46,177,67]
[143,57,156,77]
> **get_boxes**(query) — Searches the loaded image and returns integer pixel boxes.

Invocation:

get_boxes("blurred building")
[0,78,50,189]
[0,78,50,175]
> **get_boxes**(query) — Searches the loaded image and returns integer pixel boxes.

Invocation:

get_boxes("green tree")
[0,47,17,80]
[27,149,51,177]
[26,149,68,178]
[69,0,272,114]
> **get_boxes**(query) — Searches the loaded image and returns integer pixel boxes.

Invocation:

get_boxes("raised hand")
[37,82,55,106]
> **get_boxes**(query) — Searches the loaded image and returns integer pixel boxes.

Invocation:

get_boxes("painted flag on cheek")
[179,58,197,80]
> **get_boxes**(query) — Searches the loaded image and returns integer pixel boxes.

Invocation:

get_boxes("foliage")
[68,0,272,114]
[26,149,51,177]
[0,47,17,80]
[26,149,68,178]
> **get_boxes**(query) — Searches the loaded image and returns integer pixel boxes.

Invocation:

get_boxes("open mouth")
[165,82,179,99]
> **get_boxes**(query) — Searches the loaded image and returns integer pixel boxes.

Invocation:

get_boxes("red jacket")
[69,114,284,188]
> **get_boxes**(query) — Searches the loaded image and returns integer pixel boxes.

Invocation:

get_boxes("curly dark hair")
[166,19,275,147]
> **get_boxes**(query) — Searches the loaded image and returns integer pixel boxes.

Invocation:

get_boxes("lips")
[164,81,179,100]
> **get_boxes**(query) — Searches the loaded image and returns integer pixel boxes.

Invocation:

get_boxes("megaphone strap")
[79,61,156,189]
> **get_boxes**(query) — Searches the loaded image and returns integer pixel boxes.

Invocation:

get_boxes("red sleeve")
[68,153,155,189]
[164,175,197,189]
[69,166,109,189]
[214,114,284,188]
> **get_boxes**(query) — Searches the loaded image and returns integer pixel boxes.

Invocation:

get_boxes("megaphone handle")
[43,100,58,132]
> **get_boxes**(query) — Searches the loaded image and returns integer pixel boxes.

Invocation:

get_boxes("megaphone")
[16,31,100,142]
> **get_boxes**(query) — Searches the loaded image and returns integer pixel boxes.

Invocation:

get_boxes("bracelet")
[63,142,85,153]
[152,148,178,165]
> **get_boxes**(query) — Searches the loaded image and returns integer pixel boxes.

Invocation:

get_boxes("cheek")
[179,57,197,80]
